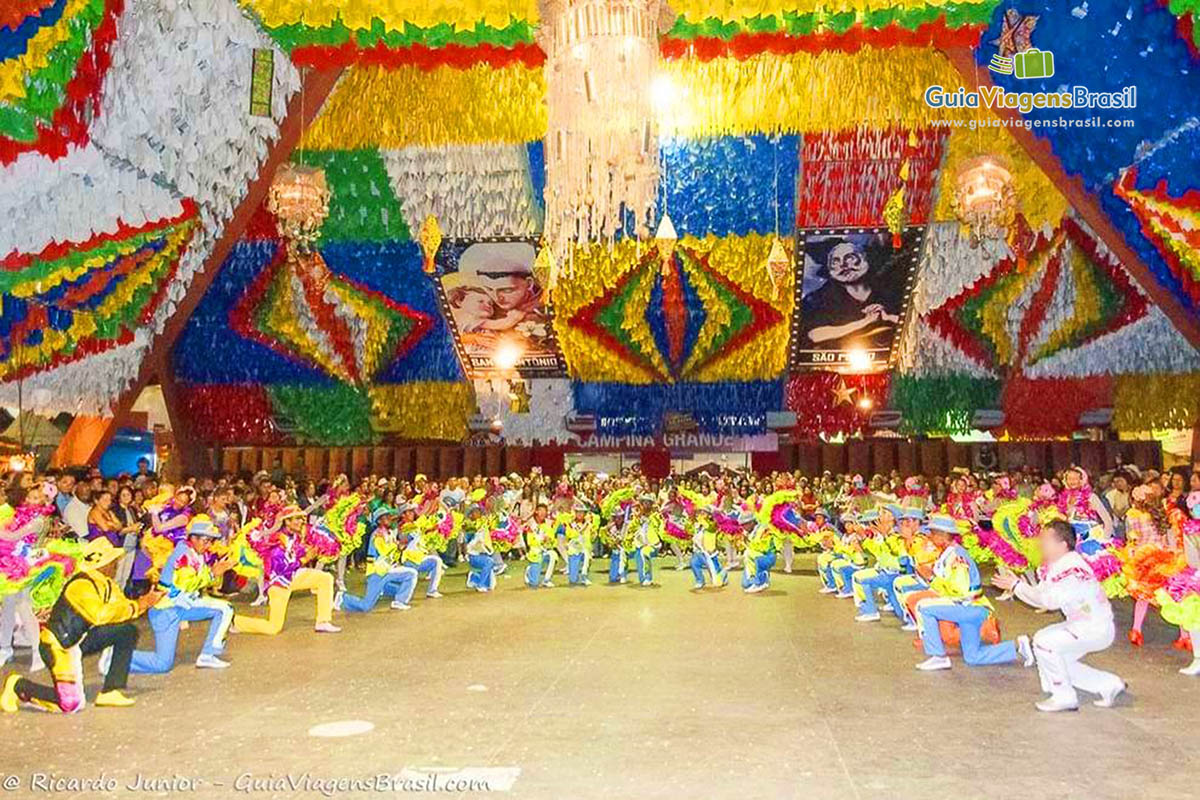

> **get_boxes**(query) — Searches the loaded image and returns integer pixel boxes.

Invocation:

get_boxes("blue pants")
[689,551,724,586]
[835,563,859,594]
[741,552,776,590]
[467,554,496,591]
[410,555,443,596]
[343,569,417,612]
[854,569,902,617]
[634,547,657,583]
[608,549,628,583]
[525,554,550,587]
[130,599,233,674]
[567,553,588,585]
[919,602,1016,665]
[818,561,838,589]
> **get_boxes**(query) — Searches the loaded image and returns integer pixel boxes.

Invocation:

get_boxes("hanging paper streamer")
[239,0,997,63]
[798,127,943,229]
[382,144,540,238]
[0,0,122,165]
[292,149,410,243]
[889,373,1001,435]
[1113,372,1200,431]
[1000,376,1112,439]
[572,380,783,436]
[658,135,798,238]
[1114,167,1200,309]
[301,64,545,150]
[268,384,375,445]
[785,371,891,438]
[175,384,283,445]
[925,219,1149,373]
[368,382,471,441]
[1,203,198,380]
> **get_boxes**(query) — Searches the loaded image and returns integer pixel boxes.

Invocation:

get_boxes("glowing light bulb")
[650,74,676,111]
[846,348,872,372]
[493,341,523,371]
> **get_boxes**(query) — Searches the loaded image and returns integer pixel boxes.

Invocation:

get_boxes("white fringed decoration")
[0,146,184,258]
[381,145,540,238]
[0,0,300,415]
[473,379,578,446]
[537,0,673,262]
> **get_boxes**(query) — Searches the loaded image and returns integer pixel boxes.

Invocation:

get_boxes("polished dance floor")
[3,559,1197,799]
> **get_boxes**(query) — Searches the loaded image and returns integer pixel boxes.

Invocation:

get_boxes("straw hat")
[80,538,125,571]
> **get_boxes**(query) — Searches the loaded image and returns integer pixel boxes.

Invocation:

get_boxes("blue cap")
[927,514,960,534]
[901,507,926,521]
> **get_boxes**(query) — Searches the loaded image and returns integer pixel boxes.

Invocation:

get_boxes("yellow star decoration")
[832,380,856,406]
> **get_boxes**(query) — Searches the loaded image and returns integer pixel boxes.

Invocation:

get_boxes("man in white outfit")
[992,519,1125,712]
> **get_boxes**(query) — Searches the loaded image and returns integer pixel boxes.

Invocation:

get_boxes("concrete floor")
[3,558,1197,800]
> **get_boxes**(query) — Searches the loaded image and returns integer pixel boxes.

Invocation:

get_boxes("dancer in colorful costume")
[816,512,864,596]
[852,507,934,623]
[129,516,234,673]
[689,506,727,590]
[563,502,596,586]
[659,487,693,571]
[1057,467,1114,541]
[758,488,805,573]
[741,513,776,594]
[523,503,559,589]
[828,511,872,598]
[232,506,340,635]
[400,505,446,599]
[337,505,419,610]
[912,516,1011,671]
[141,486,195,582]
[2,539,161,713]
[992,519,1125,711]
[1155,491,1200,675]
[1,485,61,672]
[626,494,663,587]
[1121,485,1185,646]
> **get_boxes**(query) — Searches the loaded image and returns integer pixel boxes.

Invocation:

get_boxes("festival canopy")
[2,0,1198,447]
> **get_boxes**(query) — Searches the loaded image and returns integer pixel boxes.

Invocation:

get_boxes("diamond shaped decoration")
[570,244,783,382]
[231,246,432,384]
[927,218,1147,372]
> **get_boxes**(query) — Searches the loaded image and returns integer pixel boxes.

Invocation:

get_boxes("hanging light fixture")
[537,1,675,263]
[951,155,1017,246]
[268,163,330,254]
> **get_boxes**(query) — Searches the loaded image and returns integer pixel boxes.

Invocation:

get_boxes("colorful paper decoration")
[229,247,433,386]
[926,219,1149,373]
[798,128,944,229]
[0,0,122,165]
[566,240,786,383]
[1114,168,1200,308]
[1,202,197,380]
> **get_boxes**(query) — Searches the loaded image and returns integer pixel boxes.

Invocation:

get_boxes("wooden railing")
[187,438,1162,481]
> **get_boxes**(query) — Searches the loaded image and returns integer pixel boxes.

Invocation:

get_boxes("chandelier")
[268,163,330,254]
[951,155,1017,246]
[537,0,675,263]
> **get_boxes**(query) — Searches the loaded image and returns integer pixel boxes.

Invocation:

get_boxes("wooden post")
[939,47,1200,351]
[83,67,345,466]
